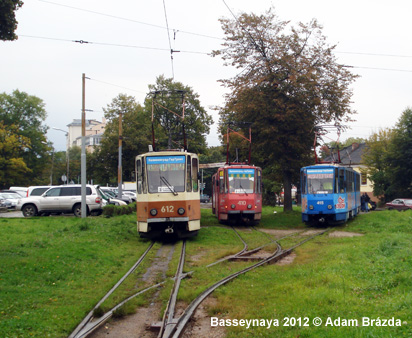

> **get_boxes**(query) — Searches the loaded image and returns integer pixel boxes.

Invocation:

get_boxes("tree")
[146,75,213,154]
[89,94,151,185]
[387,107,412,198]
[0,122,31,188]
[362,128,394,202]
[213,8,358,210]
[0,90,49,186]
[0,0,23,41]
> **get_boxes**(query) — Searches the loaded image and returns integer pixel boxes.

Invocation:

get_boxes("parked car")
[98,188,127,206]
[0,192,20,209]
[200,194,210,203]
[16,185,103,217]
[27,186,52,197]
[8,187,28,198]
[122,191,136,202]
[100,187,132,204]
[385,199,412,211]
[0,198,9,212]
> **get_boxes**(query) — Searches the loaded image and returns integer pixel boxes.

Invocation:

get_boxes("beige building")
[67,118,107,153]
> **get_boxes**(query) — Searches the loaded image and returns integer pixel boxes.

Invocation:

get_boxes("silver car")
[16,185,103,217]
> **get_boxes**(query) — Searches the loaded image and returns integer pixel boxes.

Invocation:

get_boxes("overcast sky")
[2,0,411,151]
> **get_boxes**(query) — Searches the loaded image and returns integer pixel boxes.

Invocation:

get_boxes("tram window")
[338,169,345,193]
[146,156,185,193]
[301,171,307,194]
[346,170,352,193]
[137,159,142,194]
[187,155,192,192]
[142,158,147,194]
[219,170,225,194]
[192,158,199,192]
[256,170,262,194]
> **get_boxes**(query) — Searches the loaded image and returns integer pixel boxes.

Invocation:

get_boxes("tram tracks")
[69,225,330,338]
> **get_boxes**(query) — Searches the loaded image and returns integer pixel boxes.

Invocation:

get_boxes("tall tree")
[0,0,23,41]
[89,94,151,185]
[213,8,358,210]
[362,128,394,202]
[387,107,412,198]
[146,75,213,154]
[0,90,49,185]
[0,122,31,188]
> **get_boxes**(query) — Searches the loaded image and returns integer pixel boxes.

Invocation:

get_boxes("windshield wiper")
[239,183,248,196]
[160,176,178,196]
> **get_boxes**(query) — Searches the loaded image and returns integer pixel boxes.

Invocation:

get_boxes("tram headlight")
[247,204,252,209]
[309,205,314,210]
[328,205,333,210]
[231,204,236,209]
[150,208,158,216]
[177,207,185,215]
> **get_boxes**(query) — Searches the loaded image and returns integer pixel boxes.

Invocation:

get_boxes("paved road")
[0,210,24,218]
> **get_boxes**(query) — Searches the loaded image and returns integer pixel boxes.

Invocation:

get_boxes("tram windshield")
[307,168,334,194]
[228,168,255,194]
[146,156,185,193]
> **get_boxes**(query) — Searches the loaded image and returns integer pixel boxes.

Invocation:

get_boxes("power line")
[19,34,209,54]
[162,0,175,78]
[335,51,412,59]
[18,36,412,73]
[88,78,147,95]
[37,0,222,40]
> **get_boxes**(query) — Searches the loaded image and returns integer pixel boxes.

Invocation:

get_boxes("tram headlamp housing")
[247,204,252,209]
[177,207,185,215]
[328,205,333,210]
[231,204,236,209]
[309,205,314,210]
[150,208,158,216]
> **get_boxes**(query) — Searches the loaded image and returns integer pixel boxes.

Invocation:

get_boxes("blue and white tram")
[300,164,361,225]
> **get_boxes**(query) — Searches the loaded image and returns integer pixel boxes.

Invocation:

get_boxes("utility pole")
[81,73,87,218]
[118,111,123,199]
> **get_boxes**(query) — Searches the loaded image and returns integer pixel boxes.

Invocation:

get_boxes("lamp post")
[52,127,70,184]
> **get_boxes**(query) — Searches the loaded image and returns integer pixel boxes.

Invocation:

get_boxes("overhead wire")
[162,0,175,78]
[18,34,209,54]
[37,0,222,40]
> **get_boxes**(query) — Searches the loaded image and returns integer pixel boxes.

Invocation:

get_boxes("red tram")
[211,125,262,224]
[212,164,263,224]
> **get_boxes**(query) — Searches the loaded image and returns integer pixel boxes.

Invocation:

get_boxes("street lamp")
[52,127,70,184]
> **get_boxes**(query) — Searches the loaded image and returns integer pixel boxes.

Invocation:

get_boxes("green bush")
[103,202,136,217]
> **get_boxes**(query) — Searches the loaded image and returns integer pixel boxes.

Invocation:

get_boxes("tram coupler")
[165,226,174,234]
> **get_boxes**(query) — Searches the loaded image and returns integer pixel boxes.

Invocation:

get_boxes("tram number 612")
[161,205,174,213]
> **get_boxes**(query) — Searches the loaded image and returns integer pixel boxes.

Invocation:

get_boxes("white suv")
[17,185,103,217]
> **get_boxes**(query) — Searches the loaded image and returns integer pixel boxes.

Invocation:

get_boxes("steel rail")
[158,240,186,338]
[169,228,330,338]
[69,241,155,338]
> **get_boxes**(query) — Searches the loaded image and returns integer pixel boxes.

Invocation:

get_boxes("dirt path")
[89,244,176,338]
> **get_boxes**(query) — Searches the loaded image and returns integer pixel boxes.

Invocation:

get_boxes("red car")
[385,199,412,211]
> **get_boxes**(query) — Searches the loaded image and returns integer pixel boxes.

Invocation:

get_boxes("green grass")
[0,215,150,338]
[207,209,412,337]
[1,208,412,337]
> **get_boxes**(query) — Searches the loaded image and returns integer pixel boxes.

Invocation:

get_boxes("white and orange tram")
[135,150,200,239]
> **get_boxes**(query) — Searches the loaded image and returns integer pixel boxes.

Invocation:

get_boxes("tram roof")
[136,149,198,158]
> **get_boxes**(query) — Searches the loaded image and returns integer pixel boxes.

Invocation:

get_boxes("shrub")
[102,203,136,217]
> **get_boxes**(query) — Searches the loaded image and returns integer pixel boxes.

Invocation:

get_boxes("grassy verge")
[207,209,412,337]
[2,208,411,337]
[0,215,150,337]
